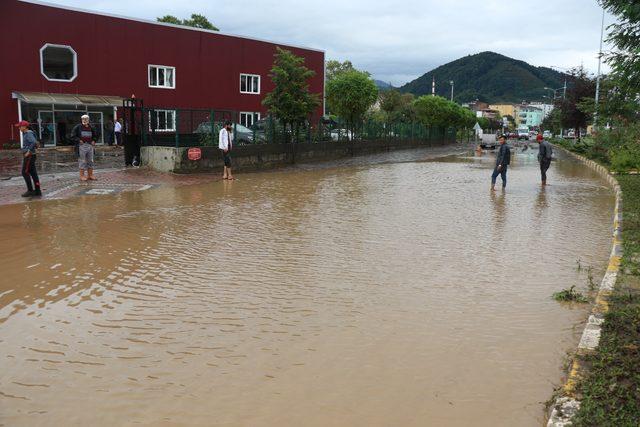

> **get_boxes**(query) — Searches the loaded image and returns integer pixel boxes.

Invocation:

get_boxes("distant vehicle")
[567,130,575,138]
[330,129,353,141]
[195,122,259,145]
[543,130,552,139]
[517,127,530,140]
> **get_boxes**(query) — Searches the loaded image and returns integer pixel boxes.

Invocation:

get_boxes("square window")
[240,74,260,94]
[148,65,175,89]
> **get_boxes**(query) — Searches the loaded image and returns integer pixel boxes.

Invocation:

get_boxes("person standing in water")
[491,135,511,191]
[537,133,553,186]
[218,120,235,180]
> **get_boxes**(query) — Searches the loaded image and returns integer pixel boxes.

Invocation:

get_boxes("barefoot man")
[219,120,235,180]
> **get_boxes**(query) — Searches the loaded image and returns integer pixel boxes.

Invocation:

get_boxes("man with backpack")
[537,133,553,186]
[72,114,100,181]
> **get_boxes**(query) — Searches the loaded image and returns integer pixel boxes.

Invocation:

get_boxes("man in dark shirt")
[15,120,42,197]
[491,135,511,191]
[72,114,100,181]
[537,133,553,186]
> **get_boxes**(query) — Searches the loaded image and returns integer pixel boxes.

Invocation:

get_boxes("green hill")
[399,51,566,104]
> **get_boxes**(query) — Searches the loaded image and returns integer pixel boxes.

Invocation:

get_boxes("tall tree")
[325,60,357,82]
[555,66,596,137]
[157,14,219,31]
[262,47,320,141]
[325,70,379,139]
[599,0,640,91]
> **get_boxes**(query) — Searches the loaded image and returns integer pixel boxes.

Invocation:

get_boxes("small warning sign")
[188,147,202,161]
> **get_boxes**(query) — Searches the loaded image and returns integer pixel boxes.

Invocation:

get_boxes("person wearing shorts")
[72,114,100,181]
[218,120,235,180]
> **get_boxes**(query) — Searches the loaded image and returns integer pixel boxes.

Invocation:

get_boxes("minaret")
[432,77,436,96]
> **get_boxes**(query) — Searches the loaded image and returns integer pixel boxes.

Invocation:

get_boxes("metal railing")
[138,108,457,147]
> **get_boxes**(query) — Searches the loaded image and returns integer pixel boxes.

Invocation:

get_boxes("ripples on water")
[0,148,614,426]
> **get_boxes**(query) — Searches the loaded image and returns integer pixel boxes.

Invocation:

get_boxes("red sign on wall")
[188,147,202,161]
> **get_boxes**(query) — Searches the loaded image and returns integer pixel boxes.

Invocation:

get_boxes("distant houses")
[462,100,553,128]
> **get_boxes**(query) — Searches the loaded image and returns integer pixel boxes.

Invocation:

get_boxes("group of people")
[489,133,553,191]
[16,116,553,198]
[16,114,103,197]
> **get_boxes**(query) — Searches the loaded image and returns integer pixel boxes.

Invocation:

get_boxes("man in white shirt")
[114,118,123,147]
[218,120,235,180]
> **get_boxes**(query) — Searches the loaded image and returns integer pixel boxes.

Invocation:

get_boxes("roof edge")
[17,0,326,54]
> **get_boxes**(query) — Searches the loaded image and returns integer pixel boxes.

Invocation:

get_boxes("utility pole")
[594,8,605,128]
[450,80,454,102]
[432,76,436,96]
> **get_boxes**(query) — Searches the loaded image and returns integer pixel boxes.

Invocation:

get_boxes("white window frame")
[240,74,260,94]
[149,110,176,132]
[40,43,78,82]
[148,65,176,89]
[239,112,261,127]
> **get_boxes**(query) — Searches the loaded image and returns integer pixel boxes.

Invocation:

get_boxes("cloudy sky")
[46,0,614,86]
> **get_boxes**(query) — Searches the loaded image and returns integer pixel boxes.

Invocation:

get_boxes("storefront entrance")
[12,92,123,148]
[36,110,106,146]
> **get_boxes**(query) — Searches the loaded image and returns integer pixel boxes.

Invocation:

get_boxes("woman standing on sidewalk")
[16,120,41,197]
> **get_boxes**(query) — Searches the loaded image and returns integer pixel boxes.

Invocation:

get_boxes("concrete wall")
[142,138,453,174]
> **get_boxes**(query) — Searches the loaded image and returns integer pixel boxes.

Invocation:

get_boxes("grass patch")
[553,285,589,303]
[570,174,640,426]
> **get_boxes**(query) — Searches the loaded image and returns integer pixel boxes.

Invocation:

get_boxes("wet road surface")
[0,146,615,426]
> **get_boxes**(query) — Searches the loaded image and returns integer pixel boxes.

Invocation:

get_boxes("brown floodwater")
[0,147,615,426]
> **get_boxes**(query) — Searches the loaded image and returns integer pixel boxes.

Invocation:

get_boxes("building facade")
[0,0,325,147]
[515,105,544,128]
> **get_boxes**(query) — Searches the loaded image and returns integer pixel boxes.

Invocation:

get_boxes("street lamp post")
[450,80,454,102]
[594,8,605,128]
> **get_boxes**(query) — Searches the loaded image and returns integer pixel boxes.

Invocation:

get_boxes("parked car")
[330,129,353,141]
[195,122,260,145]
[542,130,552,139]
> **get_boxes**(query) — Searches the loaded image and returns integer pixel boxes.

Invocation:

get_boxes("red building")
[0,0,325,147]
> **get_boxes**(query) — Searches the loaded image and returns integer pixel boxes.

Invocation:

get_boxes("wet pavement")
[0,144,615,426]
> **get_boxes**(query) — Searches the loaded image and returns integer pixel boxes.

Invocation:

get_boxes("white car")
[543,130,552,139]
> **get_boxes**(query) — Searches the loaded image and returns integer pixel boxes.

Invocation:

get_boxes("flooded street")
[0,147,615,426]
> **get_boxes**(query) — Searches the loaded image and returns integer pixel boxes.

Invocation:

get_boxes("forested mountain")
[399,51,566,103]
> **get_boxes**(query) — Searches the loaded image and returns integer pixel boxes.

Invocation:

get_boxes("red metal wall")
[0,0,325,145]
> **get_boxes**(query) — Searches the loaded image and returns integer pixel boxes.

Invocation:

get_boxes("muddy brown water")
[0,147,615,426]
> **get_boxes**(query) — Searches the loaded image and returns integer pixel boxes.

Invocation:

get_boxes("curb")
[547,148,623,426]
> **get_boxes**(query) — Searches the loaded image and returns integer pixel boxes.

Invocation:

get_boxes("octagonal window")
[40,44,77,82]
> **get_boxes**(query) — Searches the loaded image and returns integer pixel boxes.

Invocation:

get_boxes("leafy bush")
[610,144,640,173]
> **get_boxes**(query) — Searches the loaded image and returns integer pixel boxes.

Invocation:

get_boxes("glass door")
[37,110,56,146]
[88,111,104,144]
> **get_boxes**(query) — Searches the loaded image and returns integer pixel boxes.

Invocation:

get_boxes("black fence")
[135,108,457,148]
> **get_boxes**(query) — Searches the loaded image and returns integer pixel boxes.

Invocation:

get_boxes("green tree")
[325,70,379,139]
[326,60,358,82]
[379,89,403,116]
[413,96,458,128]
[157,15,182,25]
[157,13,219,31]
[599,0,640,91]
[262,47,320,142]
[556,66,596,138]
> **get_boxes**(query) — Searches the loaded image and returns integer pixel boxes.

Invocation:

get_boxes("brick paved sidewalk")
[0,166,220,206]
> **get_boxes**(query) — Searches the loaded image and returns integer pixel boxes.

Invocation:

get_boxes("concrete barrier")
[141,139,452,174]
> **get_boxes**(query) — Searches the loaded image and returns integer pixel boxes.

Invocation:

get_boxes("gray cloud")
[47,0,613,86]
